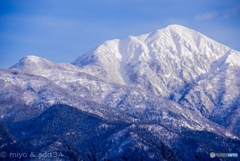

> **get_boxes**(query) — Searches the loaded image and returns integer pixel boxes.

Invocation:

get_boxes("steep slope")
[179,64,240,136]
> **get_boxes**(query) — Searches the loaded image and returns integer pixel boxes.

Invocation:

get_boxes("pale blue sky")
[0,0,239,68]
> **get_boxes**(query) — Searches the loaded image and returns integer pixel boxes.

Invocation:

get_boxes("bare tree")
[195,151,204,161]
[66,144,78,161]
[154,142,178,161]
[87,147,98,161]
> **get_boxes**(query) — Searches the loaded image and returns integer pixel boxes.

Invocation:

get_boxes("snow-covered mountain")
[1,24,240,160]
[71,24,240,137]
[72,25,240,98]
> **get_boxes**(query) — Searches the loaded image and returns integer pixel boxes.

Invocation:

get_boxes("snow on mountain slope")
[179,65,240,136]
[9,56,183,118]
[0,69,145,125]
[5,62,240,141]
[72,25,240,98]
[0,69,84,121]
[10,56,153,107]
[10,55,82,78]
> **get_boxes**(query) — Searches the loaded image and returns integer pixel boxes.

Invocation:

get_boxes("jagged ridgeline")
[1,25,240,160]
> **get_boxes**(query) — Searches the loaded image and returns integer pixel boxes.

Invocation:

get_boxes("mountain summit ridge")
[72,25,240,98]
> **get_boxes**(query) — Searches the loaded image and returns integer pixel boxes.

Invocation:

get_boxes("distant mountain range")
[0,25,240,161]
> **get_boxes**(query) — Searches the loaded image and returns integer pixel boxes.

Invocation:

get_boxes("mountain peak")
[164,24,194,34]
[21,55,53,65]
[10,55,83,78]
[166,24,187,28]
[72,24,239,97]
[21,55,49,63]
[10,55,55,70]
[23,55,43,61]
